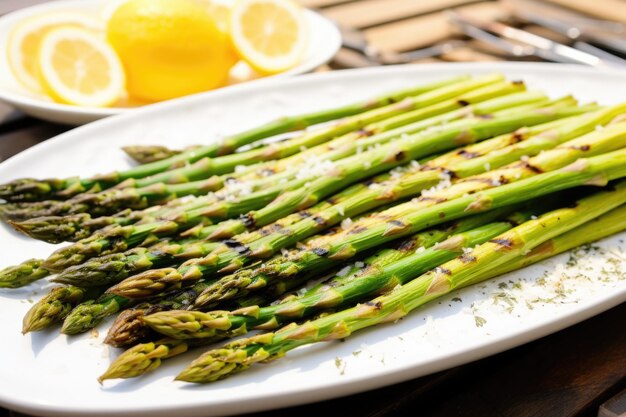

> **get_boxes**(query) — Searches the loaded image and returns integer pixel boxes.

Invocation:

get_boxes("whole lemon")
[107,0,237,102]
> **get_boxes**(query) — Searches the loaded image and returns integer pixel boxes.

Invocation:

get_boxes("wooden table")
[1,0,625,416]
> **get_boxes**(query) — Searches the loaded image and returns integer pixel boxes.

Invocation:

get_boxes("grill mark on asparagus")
[312,248,330,256]
[490,238,514,249]
[357,128,375,137]
[348,226,368,235]
[396,239,417,252]
[241,213,256,227]
[512,131,526,143]
[520,161,544,174]
[365,301,383,310]
[417,196,448,203]
[459,253,477,263]
[457,149,480,159]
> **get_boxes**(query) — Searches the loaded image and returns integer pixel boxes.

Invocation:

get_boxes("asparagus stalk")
[61,293,129,335]
[4,79,526,225]
[1,76,467,202]
[208,102,617,240]
[184,98,579,225]
[6,98,579,245]
[104,280,213,347]
[21,286,102,333]
[57,206,364,335]
[98,337,226,383]
[104,282,274,347]
[193,137,626,307]
[320,118,626,238]
[122,145,194,164]
[110,119,626,305]
[0,259,50,288]
[174,183,626,383]
[52,175,370,288]
[100,197,626,382]
[143,210,531,340]
[39,105,561,273]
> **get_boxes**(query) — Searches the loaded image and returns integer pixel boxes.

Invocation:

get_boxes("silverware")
[504,0,626,55]
[447,11,626,68]
[333,21,465,66]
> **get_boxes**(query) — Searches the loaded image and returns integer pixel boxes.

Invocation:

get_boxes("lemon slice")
[37,26,125,107]
[230,0,308,74]
[6,12,103,93]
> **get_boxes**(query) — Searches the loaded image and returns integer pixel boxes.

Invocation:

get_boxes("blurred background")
[305,0,626,69]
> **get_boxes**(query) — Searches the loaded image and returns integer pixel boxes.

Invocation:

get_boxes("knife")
[447,11,626,68]
[504,0,626,55]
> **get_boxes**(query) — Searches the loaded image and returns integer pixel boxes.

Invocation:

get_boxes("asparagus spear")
[319,118,626,239]
[208,102,618,240]
[174,182,626,383]
[196,133,626,307]
[3,111,620,294]
[100,197,626,382]
[68,105,589,272]
[35,106,545,273]
[61,293,129,335]
[112,120,626,304]
[21,286,102,333]
[0,259,50,288]
[5,99,579,245]
[6,91,573,239]
[104,282,274,347]
[143,210,531,340]
[52,174,370,288]
[98,337,225,383]
[1,172,366,293]
[4,79,525,224]
[0,76,469,203]
[57,206,363,334]
[122,145,193,164]
[104,280,213,347]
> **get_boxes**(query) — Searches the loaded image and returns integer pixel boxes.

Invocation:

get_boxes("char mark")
[348,226,368,235]
[522,162,543,174]
[489,238,513,249]
[397,239,417,251]
[312,216,326,225]
[357,128,375,137]
[365,301,383,310]
[512,132,526,143]
[457,149,480,159]
[459,253,477,264]
[240,213,256,228]
[312,247,330,256]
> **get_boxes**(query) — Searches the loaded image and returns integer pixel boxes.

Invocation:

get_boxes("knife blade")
[448,11,626,68]
[504,0,626,55]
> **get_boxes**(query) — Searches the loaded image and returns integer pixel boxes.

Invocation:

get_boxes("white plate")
[0,0,341,125]
[0,63,625,417]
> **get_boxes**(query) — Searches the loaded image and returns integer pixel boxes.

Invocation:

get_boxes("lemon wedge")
[6,12,103,93]
[230,0,308,74]
[37,26,125,107]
